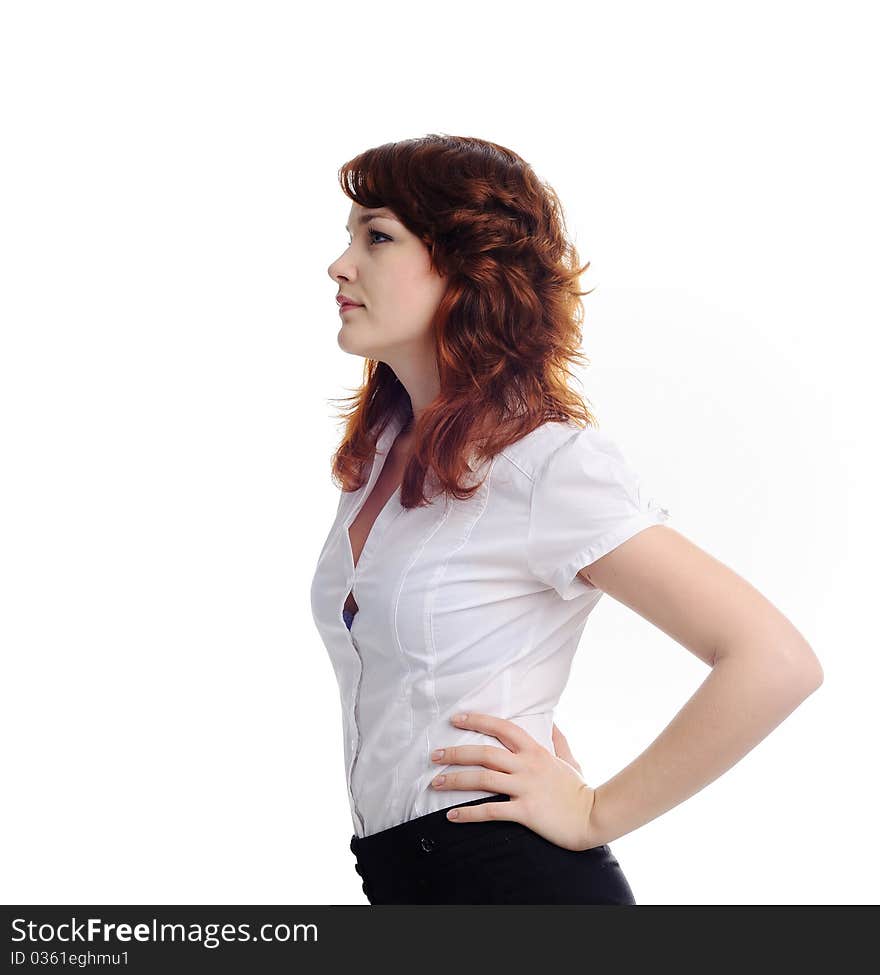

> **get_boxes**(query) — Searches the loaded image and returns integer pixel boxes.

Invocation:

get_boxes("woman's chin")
[337,329,369,356]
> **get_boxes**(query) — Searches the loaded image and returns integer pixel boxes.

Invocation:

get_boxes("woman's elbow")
[778,640,824,694]
[721,637,824,699]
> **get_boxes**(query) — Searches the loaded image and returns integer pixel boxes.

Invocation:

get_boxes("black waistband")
[349,794,512,860]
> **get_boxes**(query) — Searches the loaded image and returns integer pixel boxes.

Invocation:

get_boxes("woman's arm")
[578,525,823,847]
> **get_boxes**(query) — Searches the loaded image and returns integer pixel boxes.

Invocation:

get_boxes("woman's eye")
[346,227,391,247]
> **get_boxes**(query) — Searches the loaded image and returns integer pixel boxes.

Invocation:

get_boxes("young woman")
[310,133,823,905]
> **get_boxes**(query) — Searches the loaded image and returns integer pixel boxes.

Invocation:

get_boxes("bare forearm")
[589,649,823,847]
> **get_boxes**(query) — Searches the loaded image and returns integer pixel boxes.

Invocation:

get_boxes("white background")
[2,0,876,906]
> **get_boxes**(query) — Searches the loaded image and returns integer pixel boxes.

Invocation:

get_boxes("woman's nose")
[328,252,354,280]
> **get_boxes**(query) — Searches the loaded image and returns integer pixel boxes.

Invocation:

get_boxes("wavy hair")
[328,133,598,508]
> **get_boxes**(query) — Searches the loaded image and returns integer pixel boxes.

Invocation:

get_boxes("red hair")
[329,133,598,507]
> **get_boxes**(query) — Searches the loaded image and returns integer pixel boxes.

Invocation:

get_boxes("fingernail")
[447,809,459,819]
[452,713,467,723]
[431,749,444,761]
[432,775,446,786]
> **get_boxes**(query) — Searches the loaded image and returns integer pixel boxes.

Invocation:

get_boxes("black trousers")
[349,794,636,905]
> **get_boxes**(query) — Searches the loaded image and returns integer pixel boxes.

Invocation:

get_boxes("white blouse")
[309,412,670,838]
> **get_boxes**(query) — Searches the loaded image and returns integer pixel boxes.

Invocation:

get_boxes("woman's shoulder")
[496,418,593,481]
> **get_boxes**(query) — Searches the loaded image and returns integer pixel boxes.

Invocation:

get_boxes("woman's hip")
[349,794,636,905]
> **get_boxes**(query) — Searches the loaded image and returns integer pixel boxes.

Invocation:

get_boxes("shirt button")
[420,836,435,853]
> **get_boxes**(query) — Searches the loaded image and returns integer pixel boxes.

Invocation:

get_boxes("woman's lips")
[339,303,364,314]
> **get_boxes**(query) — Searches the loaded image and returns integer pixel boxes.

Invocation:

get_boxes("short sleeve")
[526,426,670,600]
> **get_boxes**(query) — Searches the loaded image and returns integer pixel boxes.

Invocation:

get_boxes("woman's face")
[327,203,447,361]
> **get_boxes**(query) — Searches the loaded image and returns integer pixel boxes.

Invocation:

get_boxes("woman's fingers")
[431,766,513,796]
[449,712,536,753]
[431,743,517,773]
[445,798,523,823]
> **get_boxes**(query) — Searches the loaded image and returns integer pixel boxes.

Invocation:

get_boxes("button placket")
[347,631,367,837]
[339,417,404,841]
